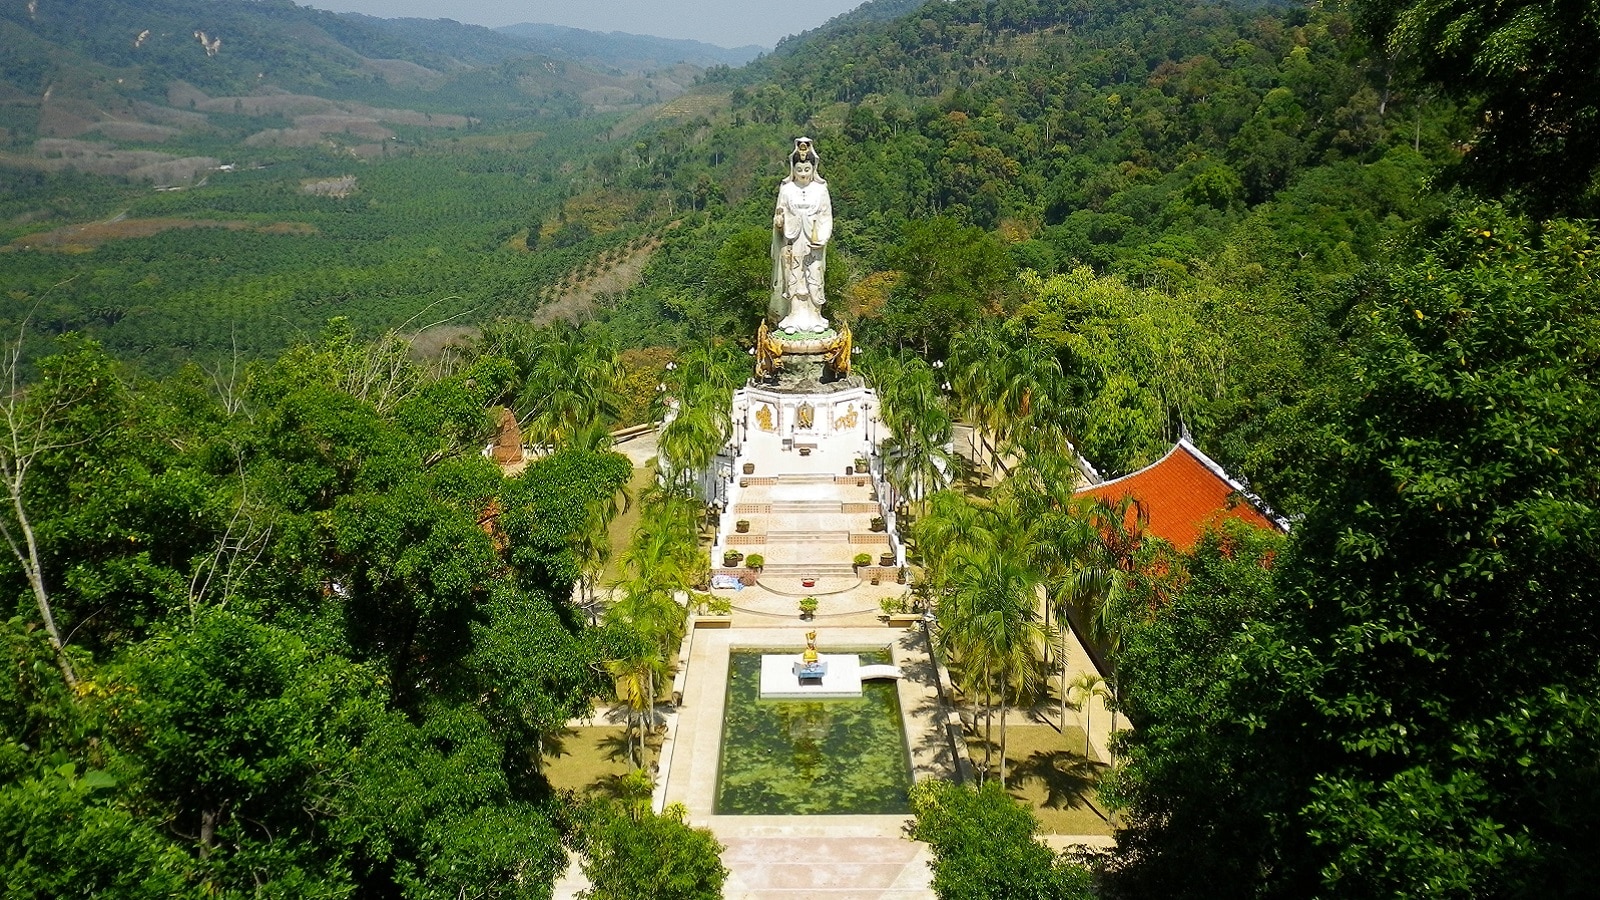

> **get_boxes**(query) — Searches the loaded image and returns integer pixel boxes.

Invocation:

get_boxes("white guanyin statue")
[770,137,833,333]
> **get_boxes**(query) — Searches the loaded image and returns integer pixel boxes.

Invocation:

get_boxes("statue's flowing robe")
[770,178,833,328]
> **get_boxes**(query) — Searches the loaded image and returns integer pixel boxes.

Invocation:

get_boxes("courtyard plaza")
[551,429,1115,898]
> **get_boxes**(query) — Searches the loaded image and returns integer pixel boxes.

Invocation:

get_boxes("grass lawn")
[967,722,1114,836]
[541,725,661,798]
[600,462,658,586]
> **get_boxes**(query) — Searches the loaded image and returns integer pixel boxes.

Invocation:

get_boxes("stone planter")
[742,462,755,474]
[879,551,896,568]
[735,520,750,533]
[695,615,733,629]
[886,612,921,628]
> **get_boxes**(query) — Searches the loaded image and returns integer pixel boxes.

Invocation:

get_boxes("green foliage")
[1105,204,1600,897]
[1351,0,1600,214]
[503,449,634,600]
[1100,520,1287,898]
[577,801,727,900]
[342,705,567,900]
[115,608,386,893]
[909,780,1093,900]
[0,764,199,899]
[1008,267,1223,475]
[876,217,1011,356]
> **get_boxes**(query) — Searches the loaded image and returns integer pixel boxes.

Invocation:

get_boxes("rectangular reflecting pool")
[715,648,912,815]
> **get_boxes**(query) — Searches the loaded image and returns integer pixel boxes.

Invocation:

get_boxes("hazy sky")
[311,0,867,48]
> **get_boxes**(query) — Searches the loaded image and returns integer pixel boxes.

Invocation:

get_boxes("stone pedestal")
[734,382,879,449]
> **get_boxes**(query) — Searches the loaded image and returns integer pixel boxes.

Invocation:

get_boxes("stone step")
[771,500,846,513]
[765,531,851,543]
[759,562,857,576]
[774,473,838,483]
[733,501,851,514]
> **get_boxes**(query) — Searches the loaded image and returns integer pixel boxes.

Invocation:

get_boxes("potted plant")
[798,596,819,619]
[742,462,755,474]
[853,552,873,570]
[745,553,764,571]
[735,519,751,533]
[722,549,744,568]
[897,566,909,584]
[869,516,886,533]
[879,550,896,568]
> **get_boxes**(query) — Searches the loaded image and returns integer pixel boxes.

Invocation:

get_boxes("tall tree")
[1106,204,1600,897]
[1353,0,1600,214]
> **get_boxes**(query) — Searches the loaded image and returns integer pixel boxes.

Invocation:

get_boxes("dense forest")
[2,0,1598,896]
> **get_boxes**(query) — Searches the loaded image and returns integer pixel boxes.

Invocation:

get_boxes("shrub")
[910,780,1093,900]
[744,553,764,569]
[854,552,873,567]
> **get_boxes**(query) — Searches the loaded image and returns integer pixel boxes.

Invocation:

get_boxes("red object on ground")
[802,578,816,587]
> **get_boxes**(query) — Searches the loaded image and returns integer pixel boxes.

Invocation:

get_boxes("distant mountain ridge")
[0,0,719,159]
[496,22,764,73]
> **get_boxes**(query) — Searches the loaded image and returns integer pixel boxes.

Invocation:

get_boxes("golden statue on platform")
[802,630,819,664]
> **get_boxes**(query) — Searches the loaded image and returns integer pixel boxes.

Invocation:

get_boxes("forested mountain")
[496,21,764,72]
[2,0,1599,897]
[586,0,1461,506]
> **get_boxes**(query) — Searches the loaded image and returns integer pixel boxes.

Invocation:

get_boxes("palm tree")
[1068,671,1109,761]
[515,323,624,451]
[606,629,667,769]
[939,546,1044,788]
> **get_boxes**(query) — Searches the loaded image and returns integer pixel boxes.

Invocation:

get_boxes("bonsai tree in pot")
[722,549,744,568]
[853,552,873,570]
[798,596,819,619]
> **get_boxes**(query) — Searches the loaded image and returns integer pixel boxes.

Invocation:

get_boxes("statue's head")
[792,160,816,186]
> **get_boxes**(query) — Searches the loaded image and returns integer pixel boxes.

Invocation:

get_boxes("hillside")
[496,22,764,72]
[0,0,703,157]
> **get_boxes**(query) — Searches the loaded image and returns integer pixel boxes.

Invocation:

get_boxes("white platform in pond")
[759,653,862,698]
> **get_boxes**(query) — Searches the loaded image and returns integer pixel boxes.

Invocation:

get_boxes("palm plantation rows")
[3,0,1599,896]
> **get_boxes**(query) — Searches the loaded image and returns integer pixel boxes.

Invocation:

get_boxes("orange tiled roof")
[1074,439,1287,552]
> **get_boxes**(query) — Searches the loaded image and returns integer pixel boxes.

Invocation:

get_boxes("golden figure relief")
[796,402,815,430]
[755,404,775,432]
[836,404,859,430]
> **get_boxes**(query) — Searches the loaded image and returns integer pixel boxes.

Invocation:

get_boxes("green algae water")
[715,649,912,815]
